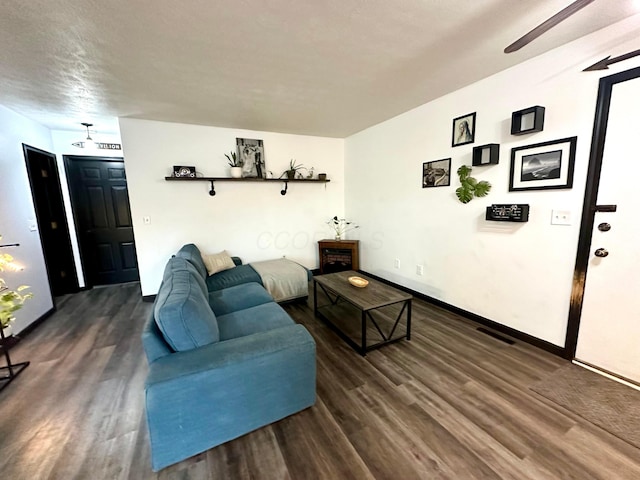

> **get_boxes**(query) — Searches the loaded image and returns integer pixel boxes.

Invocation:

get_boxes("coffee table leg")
[313,280,318,316]
[361,310,367,356]
[407,299,412,341]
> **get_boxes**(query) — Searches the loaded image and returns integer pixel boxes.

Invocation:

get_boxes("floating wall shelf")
[472,143,500,166]
[164,176,330,196]
[511,106,545,135]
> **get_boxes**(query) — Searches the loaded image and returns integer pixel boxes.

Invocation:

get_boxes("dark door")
[23,144,79,296]
[64,156,139,287]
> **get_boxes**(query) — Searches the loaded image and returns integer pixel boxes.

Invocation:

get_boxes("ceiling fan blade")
[504,0,596,53]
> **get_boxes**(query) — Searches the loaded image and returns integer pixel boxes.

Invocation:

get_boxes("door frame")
[63,154,126,289]
[564,66,640,359]
[22,144,79,296]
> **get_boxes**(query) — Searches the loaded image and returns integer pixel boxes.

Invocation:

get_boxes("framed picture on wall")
[509,136,577,191]
[422,158,451,188]
[236,138,266,178]
[452,112,476,147]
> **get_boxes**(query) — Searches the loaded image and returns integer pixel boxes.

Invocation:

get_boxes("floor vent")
[477,327,515,345]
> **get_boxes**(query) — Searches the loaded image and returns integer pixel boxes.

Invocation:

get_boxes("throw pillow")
[202,250,236,276]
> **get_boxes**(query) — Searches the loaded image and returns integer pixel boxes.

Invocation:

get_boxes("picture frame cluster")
[422,107,577,197]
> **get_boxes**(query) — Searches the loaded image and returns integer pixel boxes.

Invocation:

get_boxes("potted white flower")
[326,216,359,240]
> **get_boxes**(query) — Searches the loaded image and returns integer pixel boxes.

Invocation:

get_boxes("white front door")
[575,75,640,384]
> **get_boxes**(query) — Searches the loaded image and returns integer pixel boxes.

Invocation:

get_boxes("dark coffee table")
[313,271,412,356]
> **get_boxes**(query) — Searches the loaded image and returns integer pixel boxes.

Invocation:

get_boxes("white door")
[575,76,640,384]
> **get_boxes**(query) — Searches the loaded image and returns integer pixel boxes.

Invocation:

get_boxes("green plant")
[225,151,241,167]
[455,165,491,204]
[281,159,306,179]
[0,236,33,329]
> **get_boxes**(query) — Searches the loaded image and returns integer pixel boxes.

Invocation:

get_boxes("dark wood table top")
[314,271,412,310]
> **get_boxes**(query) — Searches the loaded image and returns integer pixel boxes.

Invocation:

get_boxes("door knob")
[594,248,609,258]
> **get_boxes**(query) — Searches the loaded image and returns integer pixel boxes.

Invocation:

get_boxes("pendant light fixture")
[71,123,122,150]
[81,122,96,149]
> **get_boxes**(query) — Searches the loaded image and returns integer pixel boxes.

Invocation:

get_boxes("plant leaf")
[456,186,474,204]
[474,181,492,197]
[457,165,472,180]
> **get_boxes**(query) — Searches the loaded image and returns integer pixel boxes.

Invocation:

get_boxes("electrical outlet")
[416,265,424,276]
[394,258,400,269]
[551,209,571,226]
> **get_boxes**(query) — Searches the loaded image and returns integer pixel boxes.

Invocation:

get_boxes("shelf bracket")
[209,180,216,196]
[280,182,288,196]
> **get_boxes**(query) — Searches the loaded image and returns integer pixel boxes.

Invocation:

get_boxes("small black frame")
[451,112,476,147]
[422,158,451,188]
[511,106,545,135]
[472,143,500,166]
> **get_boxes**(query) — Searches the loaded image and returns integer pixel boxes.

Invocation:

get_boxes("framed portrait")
[509,136,577,191]
[452,112,476,147]
[236,138,266,178]
[422,158,451,188]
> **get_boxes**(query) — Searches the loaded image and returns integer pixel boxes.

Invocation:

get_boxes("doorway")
[566,67,640,385]
[22,144,79,296]
[64,155,139,287]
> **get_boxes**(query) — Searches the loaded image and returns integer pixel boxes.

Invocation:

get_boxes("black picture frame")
[451,112,476,147]
[422,158,451,188]
[236,138,266,178]
[509,136,577,191]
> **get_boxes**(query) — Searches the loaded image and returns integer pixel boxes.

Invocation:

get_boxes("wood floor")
[1,282,639,479]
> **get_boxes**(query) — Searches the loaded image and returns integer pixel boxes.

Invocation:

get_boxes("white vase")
[230,167,242,178]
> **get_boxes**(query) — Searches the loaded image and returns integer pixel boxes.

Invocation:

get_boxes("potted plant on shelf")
[281,159,306,180]
[225,151,242,178]
[0,236,32,338]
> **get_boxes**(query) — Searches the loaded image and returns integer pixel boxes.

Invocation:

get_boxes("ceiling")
[0,0,638,138]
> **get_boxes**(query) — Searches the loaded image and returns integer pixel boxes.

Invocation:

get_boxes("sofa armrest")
[146,324,313,386]
[144,322,316,471]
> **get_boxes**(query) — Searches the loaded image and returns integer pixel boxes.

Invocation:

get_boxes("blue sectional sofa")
[141,246,316,471]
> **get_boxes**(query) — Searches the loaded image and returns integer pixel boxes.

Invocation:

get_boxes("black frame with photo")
[509,136,577,191]
[451,112,476,147]
[236,138,266,178]
[422,158,451,188]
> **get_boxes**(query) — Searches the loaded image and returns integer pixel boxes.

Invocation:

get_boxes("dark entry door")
[64,156,139,287]
[23,145,79,296]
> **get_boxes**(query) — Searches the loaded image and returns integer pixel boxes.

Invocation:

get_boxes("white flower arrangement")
[326,216,359,240]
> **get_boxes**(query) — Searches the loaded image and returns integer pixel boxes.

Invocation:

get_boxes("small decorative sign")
[173,166,196,178]
[71,142,122,150]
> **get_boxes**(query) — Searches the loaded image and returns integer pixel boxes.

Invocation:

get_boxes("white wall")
[120,118,344,296]
[344,17,640,347]
[50,129,124,287]
[0,105,55,333]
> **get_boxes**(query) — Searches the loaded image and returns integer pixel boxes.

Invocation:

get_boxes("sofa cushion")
[208,282,274,316]
[206,264,262,292]
[175,243,208,279]
[217,302,294,341]
[164,256,207,297]
[154,268,220,352]
[202,250,236,276]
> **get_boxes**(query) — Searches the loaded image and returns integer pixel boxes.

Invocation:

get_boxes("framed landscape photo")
[236,138,266,178]
[452,112,476,147]
[509,136,577,191]
[422,158,451,188]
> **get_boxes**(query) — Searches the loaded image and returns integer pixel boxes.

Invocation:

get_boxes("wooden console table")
[318,239,359,274]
